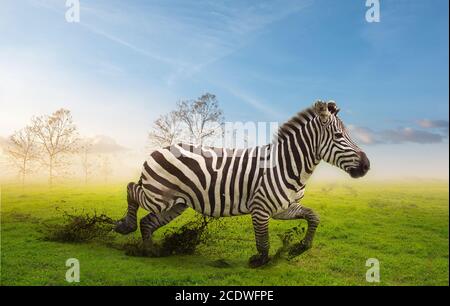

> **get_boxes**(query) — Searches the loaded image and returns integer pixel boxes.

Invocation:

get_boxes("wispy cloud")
[220,85,286,119]
[26,0,313,117]
[380,127,444,144]
[82,0,311,83]
[160,0,313,84]
[417,119,449,134]
[79,22,186,67]
[349,119,448,145]
[347,125,381,145]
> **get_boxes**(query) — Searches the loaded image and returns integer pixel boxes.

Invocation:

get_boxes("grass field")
[1,180,448,286]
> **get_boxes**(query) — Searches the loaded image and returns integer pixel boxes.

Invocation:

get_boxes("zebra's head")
[314,100,370,178]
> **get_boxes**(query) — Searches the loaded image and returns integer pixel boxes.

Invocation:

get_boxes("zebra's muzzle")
[348,151,370,178]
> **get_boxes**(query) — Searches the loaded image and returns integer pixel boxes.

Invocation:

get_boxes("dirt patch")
[42,210,116,243]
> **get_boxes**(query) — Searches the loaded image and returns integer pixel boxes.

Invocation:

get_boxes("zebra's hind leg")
[114,182,140,235]
[249,211,271,268]
[273,203,320,257]
[139,203,188,256]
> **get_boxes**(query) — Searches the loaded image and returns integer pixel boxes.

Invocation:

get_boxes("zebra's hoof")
[114,219,137,235]
[248,254,270,268]
[288,241,311,258]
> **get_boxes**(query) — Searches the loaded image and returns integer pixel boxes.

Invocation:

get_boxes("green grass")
[1,181,448,286]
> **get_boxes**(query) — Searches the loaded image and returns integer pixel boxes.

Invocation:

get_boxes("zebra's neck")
[275,121,321,188]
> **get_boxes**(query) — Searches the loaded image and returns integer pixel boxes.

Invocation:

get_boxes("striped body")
[115,101,370,267]
[139,141,312,218]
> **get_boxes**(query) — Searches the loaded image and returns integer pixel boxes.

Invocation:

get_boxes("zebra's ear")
[327,100,340,115]
[314,100,331,123]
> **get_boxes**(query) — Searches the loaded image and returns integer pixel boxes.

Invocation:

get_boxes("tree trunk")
[22,159,26,189]
[49,157,53,187]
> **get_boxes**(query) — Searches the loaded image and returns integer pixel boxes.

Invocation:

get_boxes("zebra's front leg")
[114,182,140,234]
[273,203,320,257]
[249,212,271,268]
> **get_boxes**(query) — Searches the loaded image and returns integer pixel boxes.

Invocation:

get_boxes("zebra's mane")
[276,106,318,140]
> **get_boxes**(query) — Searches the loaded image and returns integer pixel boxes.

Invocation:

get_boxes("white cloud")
[381,127,444,144]
[347,125,380,145]
[417,119,449,135]
[348,124,447,145]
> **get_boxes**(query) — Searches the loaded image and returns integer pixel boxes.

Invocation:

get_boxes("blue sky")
[0,0,448,179]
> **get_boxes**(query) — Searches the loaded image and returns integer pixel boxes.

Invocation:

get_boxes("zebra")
[114,100,370,267]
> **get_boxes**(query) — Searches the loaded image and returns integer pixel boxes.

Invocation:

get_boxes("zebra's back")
[140,143,268,217]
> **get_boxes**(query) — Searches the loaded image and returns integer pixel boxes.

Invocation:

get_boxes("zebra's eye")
[334,132,344,139]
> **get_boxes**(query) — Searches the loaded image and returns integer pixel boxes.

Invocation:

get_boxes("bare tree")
[148,93,224,149]
[177,93,224,145]
[31,109,78,185]
[5,126,40,186]
[148,111,182,148]
[79,138,94,185]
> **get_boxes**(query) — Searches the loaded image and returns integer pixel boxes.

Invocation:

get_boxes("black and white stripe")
[115,100,370,267]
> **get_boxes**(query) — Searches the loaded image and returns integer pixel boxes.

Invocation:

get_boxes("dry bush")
[42,210,115,243]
